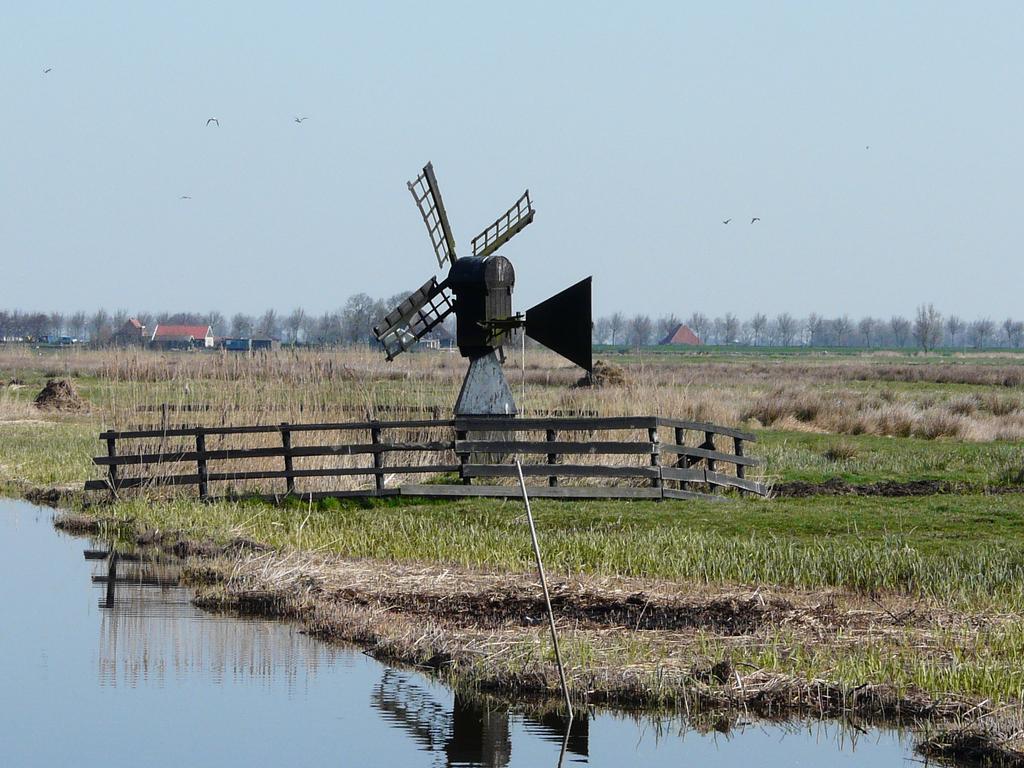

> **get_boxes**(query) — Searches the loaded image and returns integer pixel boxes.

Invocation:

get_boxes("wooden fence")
[84,416,766,502]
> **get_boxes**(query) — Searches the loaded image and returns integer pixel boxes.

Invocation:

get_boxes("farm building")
[150,324,215,350]
[222,334,280,352]
[658,324,702,346]
[421,324,456,351]
[112,318,147,346]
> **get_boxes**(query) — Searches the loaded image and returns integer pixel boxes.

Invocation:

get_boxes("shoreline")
[48,505,1024,766]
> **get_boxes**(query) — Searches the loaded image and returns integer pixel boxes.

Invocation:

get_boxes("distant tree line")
[0,293,419,347]
[2,301,1023,352]
[594,305,1024,351]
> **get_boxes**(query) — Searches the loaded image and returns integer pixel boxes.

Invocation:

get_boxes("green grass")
[0,420,97,490]
[757,430,1024,486]
[91,491,1024,610]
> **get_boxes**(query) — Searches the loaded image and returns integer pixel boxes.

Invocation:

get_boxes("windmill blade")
[408,163,457,269]
[471,190,535,259]
[373,277,455,361]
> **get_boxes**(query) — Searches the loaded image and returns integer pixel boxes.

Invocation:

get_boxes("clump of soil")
[576,360,629,388]
[774,477,954,498]
[33,379,85,411]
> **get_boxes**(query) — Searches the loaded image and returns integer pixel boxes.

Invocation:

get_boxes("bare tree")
[805,313,823,346]
[341,294,382,345]
[593,316,612,344]
[969,318,995,349]
[313,312,342,345]
[258,309,279,338]
[833,315,853,347]
[205,311,225,336]
[858,316,876,348]
[750,313,767,346]
[88,309,111,345]
[286,308,306,344]
[230,313,254,337]
[912,304,943,352]
[68,312,87,339]
[626,314,653,347]
[608,312,626,346]
[722,313,740,344]
[773,313,796,346]
[945,315,963,348]
[1003,318,1024,348]
[655,314,681,343]
[112,309,129,333]
[890,316,910,347]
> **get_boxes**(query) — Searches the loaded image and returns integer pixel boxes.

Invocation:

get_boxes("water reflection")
[372,668,588,767]
[89,545,340,690]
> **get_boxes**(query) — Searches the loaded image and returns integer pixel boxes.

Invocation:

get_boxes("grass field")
[4,344,1024,748]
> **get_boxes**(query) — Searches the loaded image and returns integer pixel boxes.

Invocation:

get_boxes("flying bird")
[206,117,219,127]
[722,218,732,225]
[751,217,761,224]
[179,195,192,199]
[43,67,52,74]
[294,116,309,124]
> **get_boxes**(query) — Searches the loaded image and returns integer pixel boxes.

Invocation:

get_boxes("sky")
[2,2,1022,320]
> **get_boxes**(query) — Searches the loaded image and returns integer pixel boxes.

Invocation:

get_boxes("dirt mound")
[33,379,86,411]
[774,477,953,498]
[576,360,629,388]
[332,586,787,634]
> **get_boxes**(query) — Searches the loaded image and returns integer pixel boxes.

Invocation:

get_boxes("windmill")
[373,162,593,416]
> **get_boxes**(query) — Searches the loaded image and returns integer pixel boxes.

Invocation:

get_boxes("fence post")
[195,430,209,501]
[703,430,717,492]
[649,426,661,489]
[456,428,470,484]
[674,426,687,491]
[703,431,717,472]
[106,435,119,501]
[371,423,384,493]
[546,428,558,487]
[733,436,746,495]
[281,422,295,497]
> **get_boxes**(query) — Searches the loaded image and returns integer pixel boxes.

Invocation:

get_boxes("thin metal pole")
[521,329,526,406]
[515,460,572,716]
[556,712,574,768]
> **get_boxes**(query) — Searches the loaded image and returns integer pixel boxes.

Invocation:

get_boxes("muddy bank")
[918,721,1024,767]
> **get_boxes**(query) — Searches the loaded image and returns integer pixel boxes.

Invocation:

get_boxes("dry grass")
[3,344,1024,499]
[173,544,1024,723]
[5,346,1024,444]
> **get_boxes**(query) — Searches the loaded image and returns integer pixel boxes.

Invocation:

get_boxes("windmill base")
[454,351,518,417]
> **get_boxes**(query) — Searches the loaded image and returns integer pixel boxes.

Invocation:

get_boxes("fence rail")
[85,416,765,502]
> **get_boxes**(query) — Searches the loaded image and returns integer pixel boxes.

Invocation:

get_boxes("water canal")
[0,498,924,767]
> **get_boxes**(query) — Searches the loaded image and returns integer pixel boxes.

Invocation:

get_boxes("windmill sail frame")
[471,190,535,259]
[408,163,458,269]
[373,277,455,361]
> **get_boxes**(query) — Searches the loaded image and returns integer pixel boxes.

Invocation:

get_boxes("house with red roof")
[150,323,214,350]
[658,324,702,346]
[112,317,148,346]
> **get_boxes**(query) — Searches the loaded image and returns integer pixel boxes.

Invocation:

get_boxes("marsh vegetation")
[4,343,1024,762]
